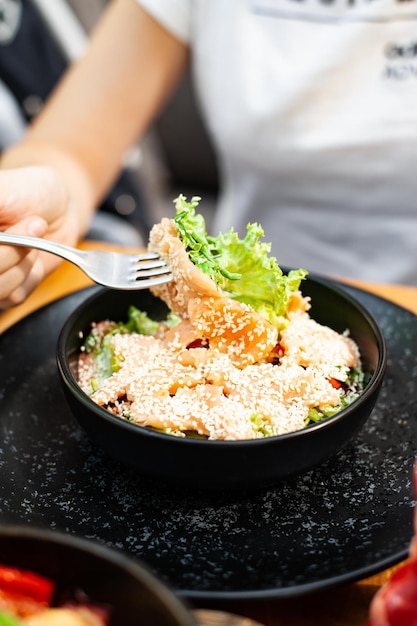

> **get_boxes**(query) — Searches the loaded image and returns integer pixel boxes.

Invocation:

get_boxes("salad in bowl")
[57,194,386,489]
[78,195,366,441]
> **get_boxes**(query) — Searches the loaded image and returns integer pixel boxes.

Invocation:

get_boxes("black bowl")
[57,275,387,491]
[0,526,195,626]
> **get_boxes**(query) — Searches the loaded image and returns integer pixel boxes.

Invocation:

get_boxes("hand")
[0,165,79,309]
[0,0,188,310]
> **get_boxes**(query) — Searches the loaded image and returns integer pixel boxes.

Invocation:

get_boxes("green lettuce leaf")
[0,613,22,626]
[173,194,307,327]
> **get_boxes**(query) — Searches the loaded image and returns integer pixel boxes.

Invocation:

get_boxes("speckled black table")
[0,283,416,605]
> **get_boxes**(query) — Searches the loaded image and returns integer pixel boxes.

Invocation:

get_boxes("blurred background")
[0,0,218,244]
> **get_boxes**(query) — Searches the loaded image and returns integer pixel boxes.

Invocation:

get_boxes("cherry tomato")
[0,565,54,617]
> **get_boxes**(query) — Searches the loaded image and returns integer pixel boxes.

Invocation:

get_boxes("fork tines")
[131,254,172,284]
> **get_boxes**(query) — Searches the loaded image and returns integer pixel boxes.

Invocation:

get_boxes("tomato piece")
[368,561,417,626]
[0,565,54,607]
[385,562,417,625]
[0,569,54,618]
[328,377,343,389]
[266,342,285,365]
[186,338,208,349]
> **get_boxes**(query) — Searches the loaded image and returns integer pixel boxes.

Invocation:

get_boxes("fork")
[0,232,173,290]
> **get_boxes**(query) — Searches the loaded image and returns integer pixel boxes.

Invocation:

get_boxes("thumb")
[26,217,48,237]
[5,216,48,237]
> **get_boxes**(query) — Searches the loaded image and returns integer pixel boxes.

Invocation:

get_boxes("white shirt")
[137,0,417,284]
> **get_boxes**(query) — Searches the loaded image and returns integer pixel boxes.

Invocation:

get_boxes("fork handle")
[0,232,86,266]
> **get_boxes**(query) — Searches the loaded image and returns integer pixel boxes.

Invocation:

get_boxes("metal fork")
[0,232,172,290]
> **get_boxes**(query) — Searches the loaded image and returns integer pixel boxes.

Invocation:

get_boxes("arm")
[0,0,188,307]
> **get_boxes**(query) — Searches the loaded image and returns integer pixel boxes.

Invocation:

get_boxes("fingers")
[0,254,46,309]
[0,166,74,309]
[0,217,48,308]
[0,217,47,270]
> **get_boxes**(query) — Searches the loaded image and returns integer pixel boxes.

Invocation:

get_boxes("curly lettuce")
[173,194,307,328]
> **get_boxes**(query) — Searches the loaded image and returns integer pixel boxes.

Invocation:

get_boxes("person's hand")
[368,461,417,625]
[0,0,188,311]
[0,165,80,309]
